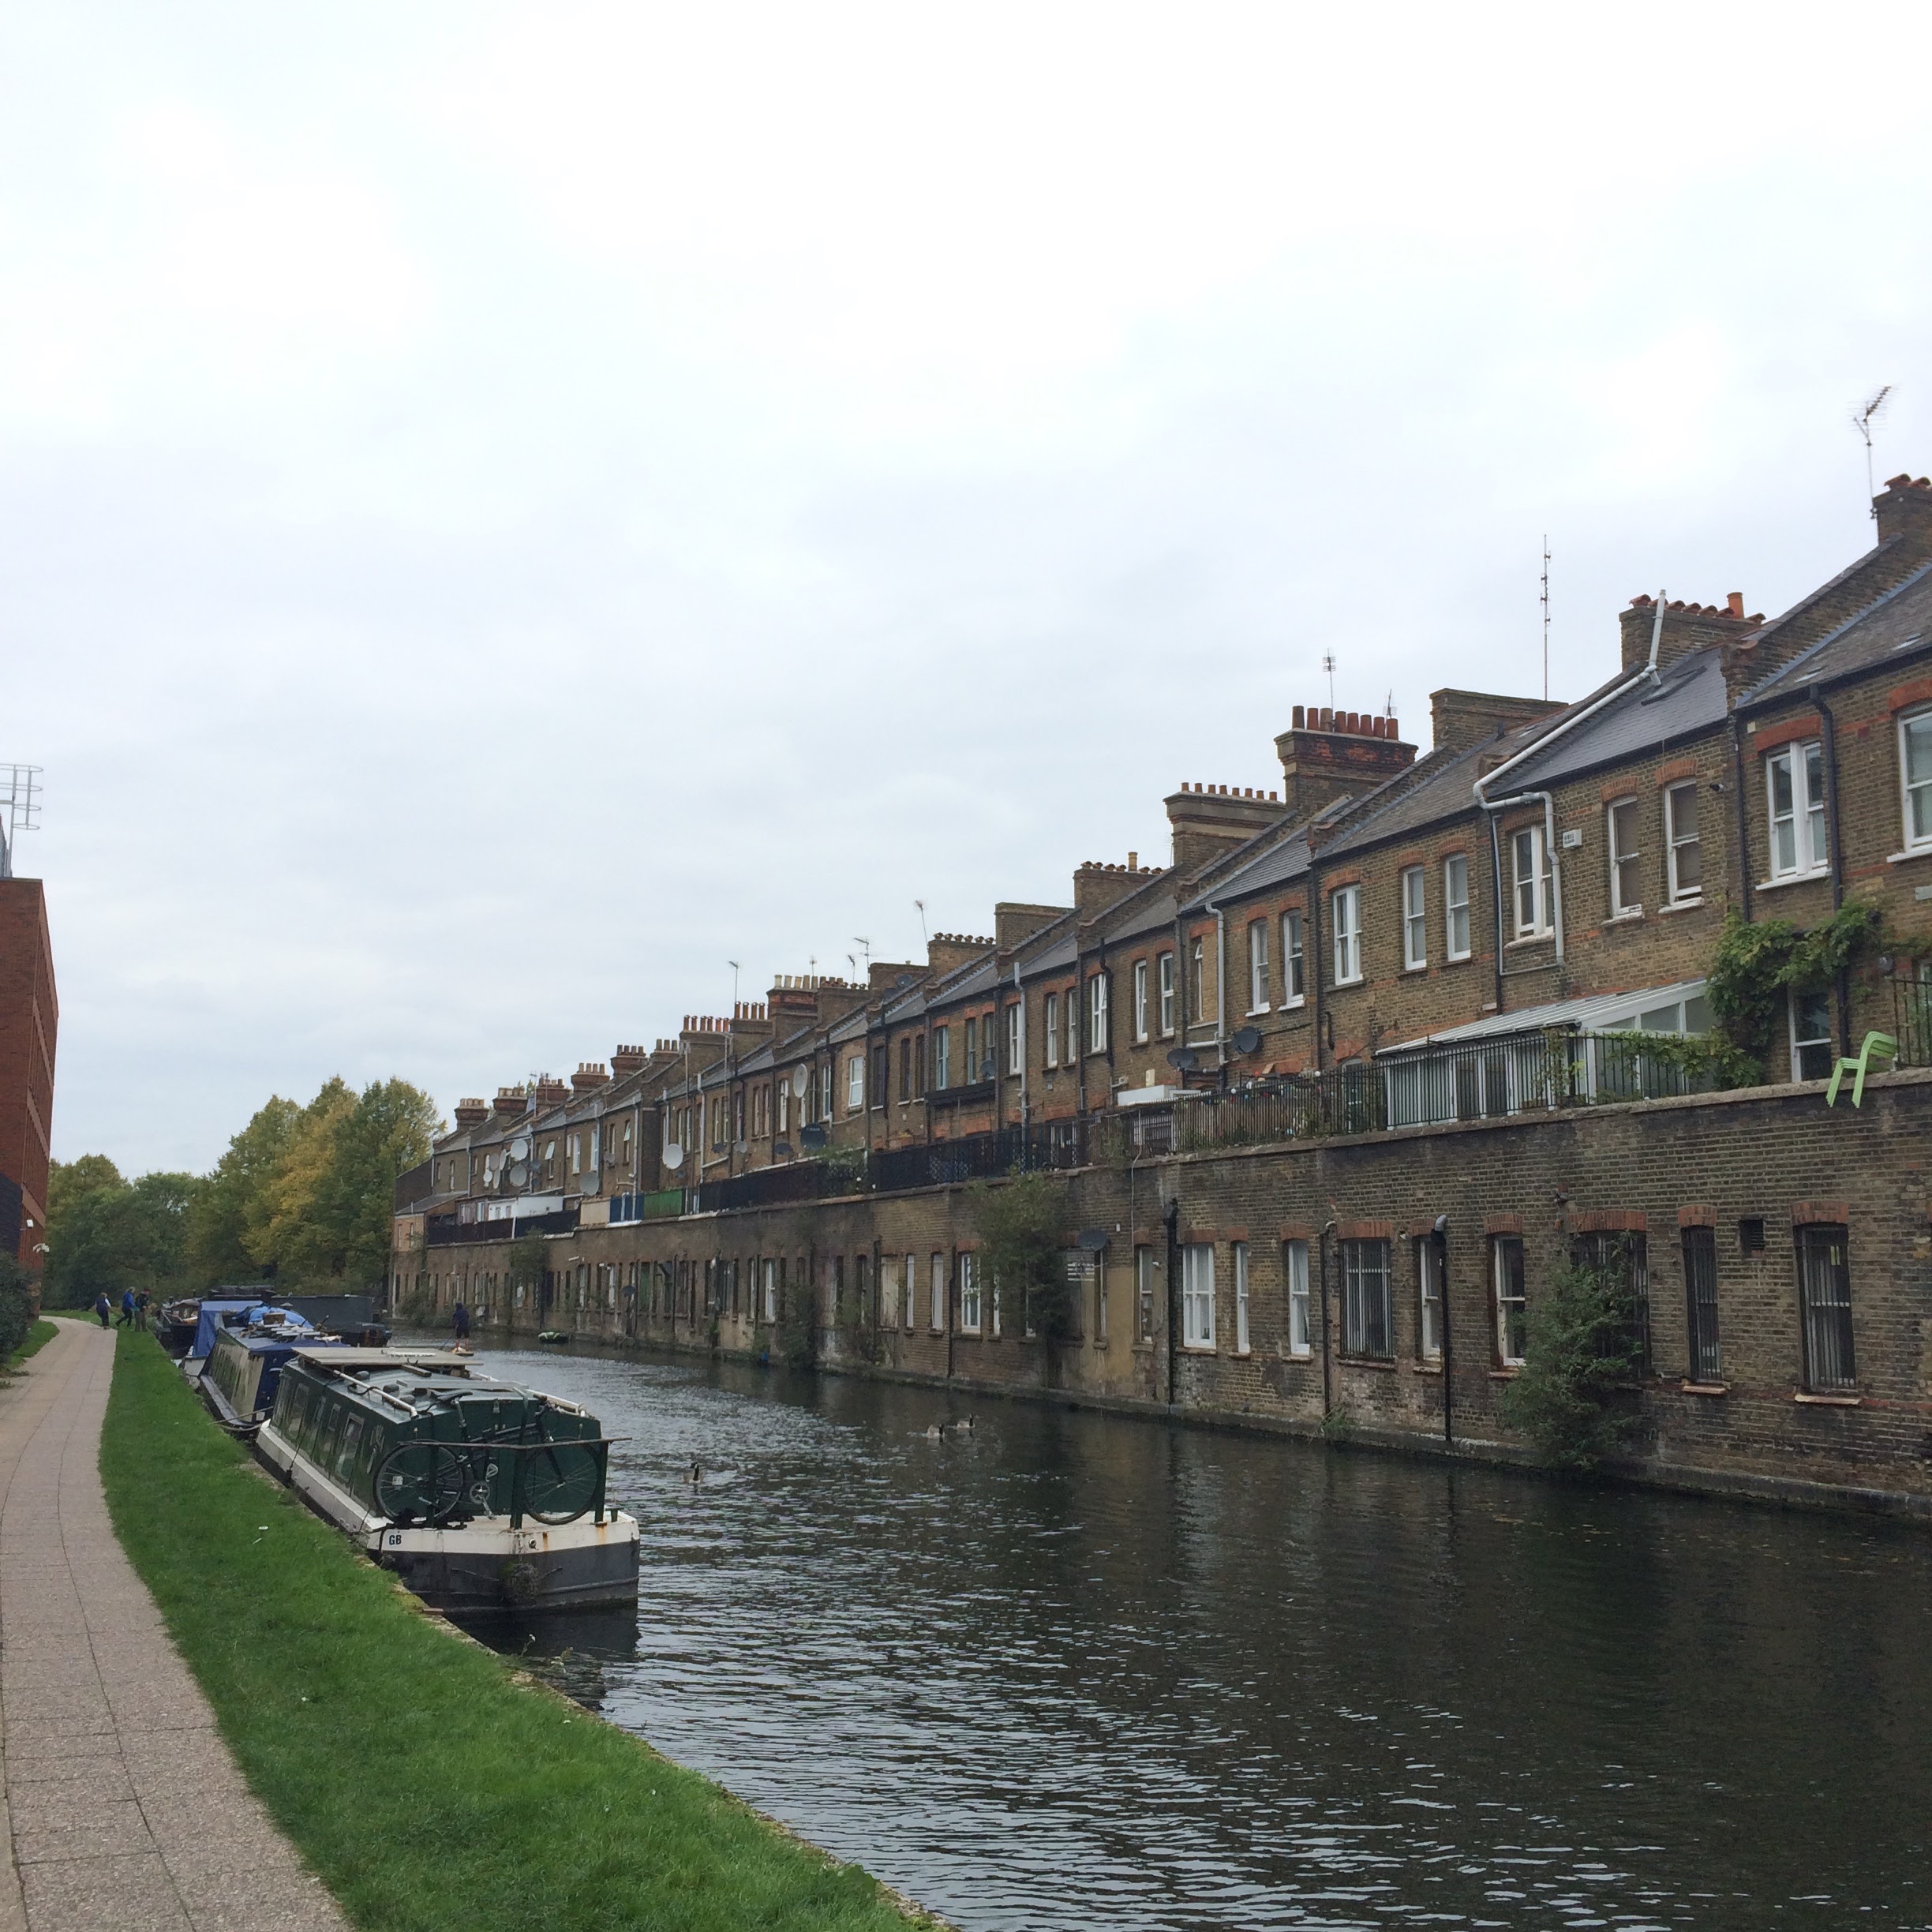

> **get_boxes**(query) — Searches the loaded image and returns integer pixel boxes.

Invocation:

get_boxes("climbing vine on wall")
[1704,904,1885,1076]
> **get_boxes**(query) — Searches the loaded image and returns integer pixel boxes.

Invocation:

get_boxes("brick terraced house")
[395,477,1932,1512]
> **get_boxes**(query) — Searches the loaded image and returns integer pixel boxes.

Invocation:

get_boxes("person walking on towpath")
[117,1289,136,1327]
[452,1299,470,1341]
[135,1288,150,1330]
[92,1292,111,1329]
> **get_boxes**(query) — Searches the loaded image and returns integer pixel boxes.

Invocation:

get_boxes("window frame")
[1005,1002,1023,1076]
[1189,937,1208,1022]
[1331,884,1363,986]
[1157,952,1177,1036]
[1664,781,1703,904]
[1400,865,1427,971]
[1443,853,1471,960]
[1043,991,1059,1069]
[959,1251,982,1333]
[1088,973,1109,1054]
[1511,825,1552,938]
[1233,1241,1251,1355]
[1417,1237,1443,1361]
[932,1024,950,1091]
[1607,796,1642,917]
[1135,1246,1155,1342]
[1181,1242,1215,1350]
[1789,984,1833,1082]
[1284,1238,1311,1356]
[1282,911,1305,1005]
[846,1054,864,1113]
[1492,1236,1527,1366]
[1133,958,1149,1042]
[1247,919,1270,1013]
[930,1252,946,1333]
[1765,739,1829,880]
[1901,707,1932,854]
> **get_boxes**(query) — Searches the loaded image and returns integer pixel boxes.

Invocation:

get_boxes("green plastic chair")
[1825,1031,1899,1107]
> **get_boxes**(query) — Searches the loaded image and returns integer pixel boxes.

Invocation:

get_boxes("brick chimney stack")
[1163,783,1286,872]
[492,1086,528,1119]
[452,1098,489,1128]
[927,933,994,979]
[1428,688,1566,754]
[1272,708,1416,817]
[571,1062,610,1094]
[531,1075,568,1110]
[1616,596,1760,678]
[610,1044,648,1078]
[1875,473,1932,550]
[1073,860,1151,916]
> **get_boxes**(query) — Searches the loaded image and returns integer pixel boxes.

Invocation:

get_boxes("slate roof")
[1743,556,1932,706]
[1498,647,1729,789]
[1312,742,1497,861]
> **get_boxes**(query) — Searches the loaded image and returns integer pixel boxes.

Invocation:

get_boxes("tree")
[185,1095,301,1286]
[970,1172,1071,1341]
[43,1167,201,1309]
[1496,1257,1646,1472]
[263,1078,440,1290]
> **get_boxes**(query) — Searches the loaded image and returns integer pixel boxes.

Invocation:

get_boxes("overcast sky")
[8,2,1932,1175]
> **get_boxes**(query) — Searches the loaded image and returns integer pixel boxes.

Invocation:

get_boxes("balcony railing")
[1890,973,1932,1069]
[1177,1028,1713,1151]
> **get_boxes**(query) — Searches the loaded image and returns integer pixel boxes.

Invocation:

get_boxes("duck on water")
[253,1346,641,1615]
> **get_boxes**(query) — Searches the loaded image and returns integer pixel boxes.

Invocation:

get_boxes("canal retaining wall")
[399,1069,1932,1514]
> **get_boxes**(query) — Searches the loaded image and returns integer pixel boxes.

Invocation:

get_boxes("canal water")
[472,1343,1932,1930]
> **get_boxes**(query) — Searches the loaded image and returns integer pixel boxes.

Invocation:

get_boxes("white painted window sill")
[1793,1390,1861,1406]
[1446,951,1473,965]
[1282,995,1307,1009]
[1246,1005,1271,1017]
[1333,975,1365,988]
[1181,1343,1217,1356]
[1402,961,1428,974]
[1887,848,1932,864]
[1506,934,1554,950]
[1756,869,1831,893]
[1658,897,1705,915]
[1605,908,1644,925]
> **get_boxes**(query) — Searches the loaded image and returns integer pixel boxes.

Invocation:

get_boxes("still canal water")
[475,1343,1932,1930]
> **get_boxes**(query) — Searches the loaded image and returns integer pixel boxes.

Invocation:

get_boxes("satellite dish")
[1232,1026,1262,1055]
[980,1058,997,1081]
[1076,1227,1109,1252]
[792,1066,809,1097]
[1167,1047,1200,1072]
[799,1123,828,1150]
[508,1136,530,1162]
[773,1141,794,1160]
[505,1160,530,1189]
[662,1144,684,1170]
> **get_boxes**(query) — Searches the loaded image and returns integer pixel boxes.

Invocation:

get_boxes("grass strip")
[100,1331,940,1932]
[9,1318,58,1368]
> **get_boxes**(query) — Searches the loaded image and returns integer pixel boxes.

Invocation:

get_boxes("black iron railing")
[425,1207,577,1247]
[1890,974,1932,1068]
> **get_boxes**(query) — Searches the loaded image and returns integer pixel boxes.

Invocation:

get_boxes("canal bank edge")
[399,1070,1932,1518]
[99,1330,953,1932]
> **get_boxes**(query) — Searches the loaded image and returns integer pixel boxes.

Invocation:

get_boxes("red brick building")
[0,878,57,1277]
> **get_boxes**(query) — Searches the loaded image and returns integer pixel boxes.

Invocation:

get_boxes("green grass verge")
[101,1331,938,1932]
[9,1317,58,1367]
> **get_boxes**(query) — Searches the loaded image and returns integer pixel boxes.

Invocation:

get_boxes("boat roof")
[290,1346,480,1371]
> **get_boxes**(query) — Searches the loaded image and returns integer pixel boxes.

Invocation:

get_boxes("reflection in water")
[464,1342,1932,1930]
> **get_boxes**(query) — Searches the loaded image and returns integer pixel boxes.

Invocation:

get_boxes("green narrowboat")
[256,1347,639,1614]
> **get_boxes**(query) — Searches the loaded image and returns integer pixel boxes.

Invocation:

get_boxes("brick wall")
[0,880,55,1275]
[401,1069,1932,1513]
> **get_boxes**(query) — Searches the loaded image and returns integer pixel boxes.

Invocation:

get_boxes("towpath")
[0,1320,351,1932]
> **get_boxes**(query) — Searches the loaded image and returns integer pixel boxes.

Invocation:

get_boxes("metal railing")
[1890,974,1932,1069]
[425,1206,577,1247]
[1176,1028,1711,1151]
[868,1123,1089,1195]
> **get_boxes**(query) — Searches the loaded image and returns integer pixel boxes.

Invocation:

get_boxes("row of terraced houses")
[392,475,1932,1512]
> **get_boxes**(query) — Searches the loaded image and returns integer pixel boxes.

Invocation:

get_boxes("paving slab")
[0,1323,351,1931]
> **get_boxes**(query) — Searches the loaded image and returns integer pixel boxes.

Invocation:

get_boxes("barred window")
[1682,1226,1721,1383]
[1796,1225,1855,1391]
[1341,1237,1391,1358]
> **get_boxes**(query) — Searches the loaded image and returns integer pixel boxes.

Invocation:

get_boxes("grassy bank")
[101,1331,938,1932]
[9,1318,57,1367]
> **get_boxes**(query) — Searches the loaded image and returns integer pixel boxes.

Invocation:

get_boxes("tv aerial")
[0,766,42,881]
[1852,386,1893,516]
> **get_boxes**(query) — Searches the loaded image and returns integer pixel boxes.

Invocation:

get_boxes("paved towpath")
[0,1319,352,1932]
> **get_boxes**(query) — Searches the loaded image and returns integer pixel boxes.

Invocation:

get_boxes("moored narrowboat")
[200,1320,345,1437]
[256,1348,639,1614]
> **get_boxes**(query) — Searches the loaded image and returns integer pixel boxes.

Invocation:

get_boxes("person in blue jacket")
[117,1289,136,1327]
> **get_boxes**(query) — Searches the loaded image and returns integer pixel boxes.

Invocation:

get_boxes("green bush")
[0,1255,30,1361]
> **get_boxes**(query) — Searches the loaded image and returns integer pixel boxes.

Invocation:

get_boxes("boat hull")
[256,1418,640,1615]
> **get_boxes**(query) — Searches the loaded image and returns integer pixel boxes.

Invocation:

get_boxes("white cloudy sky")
[8,2,1932,1174]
